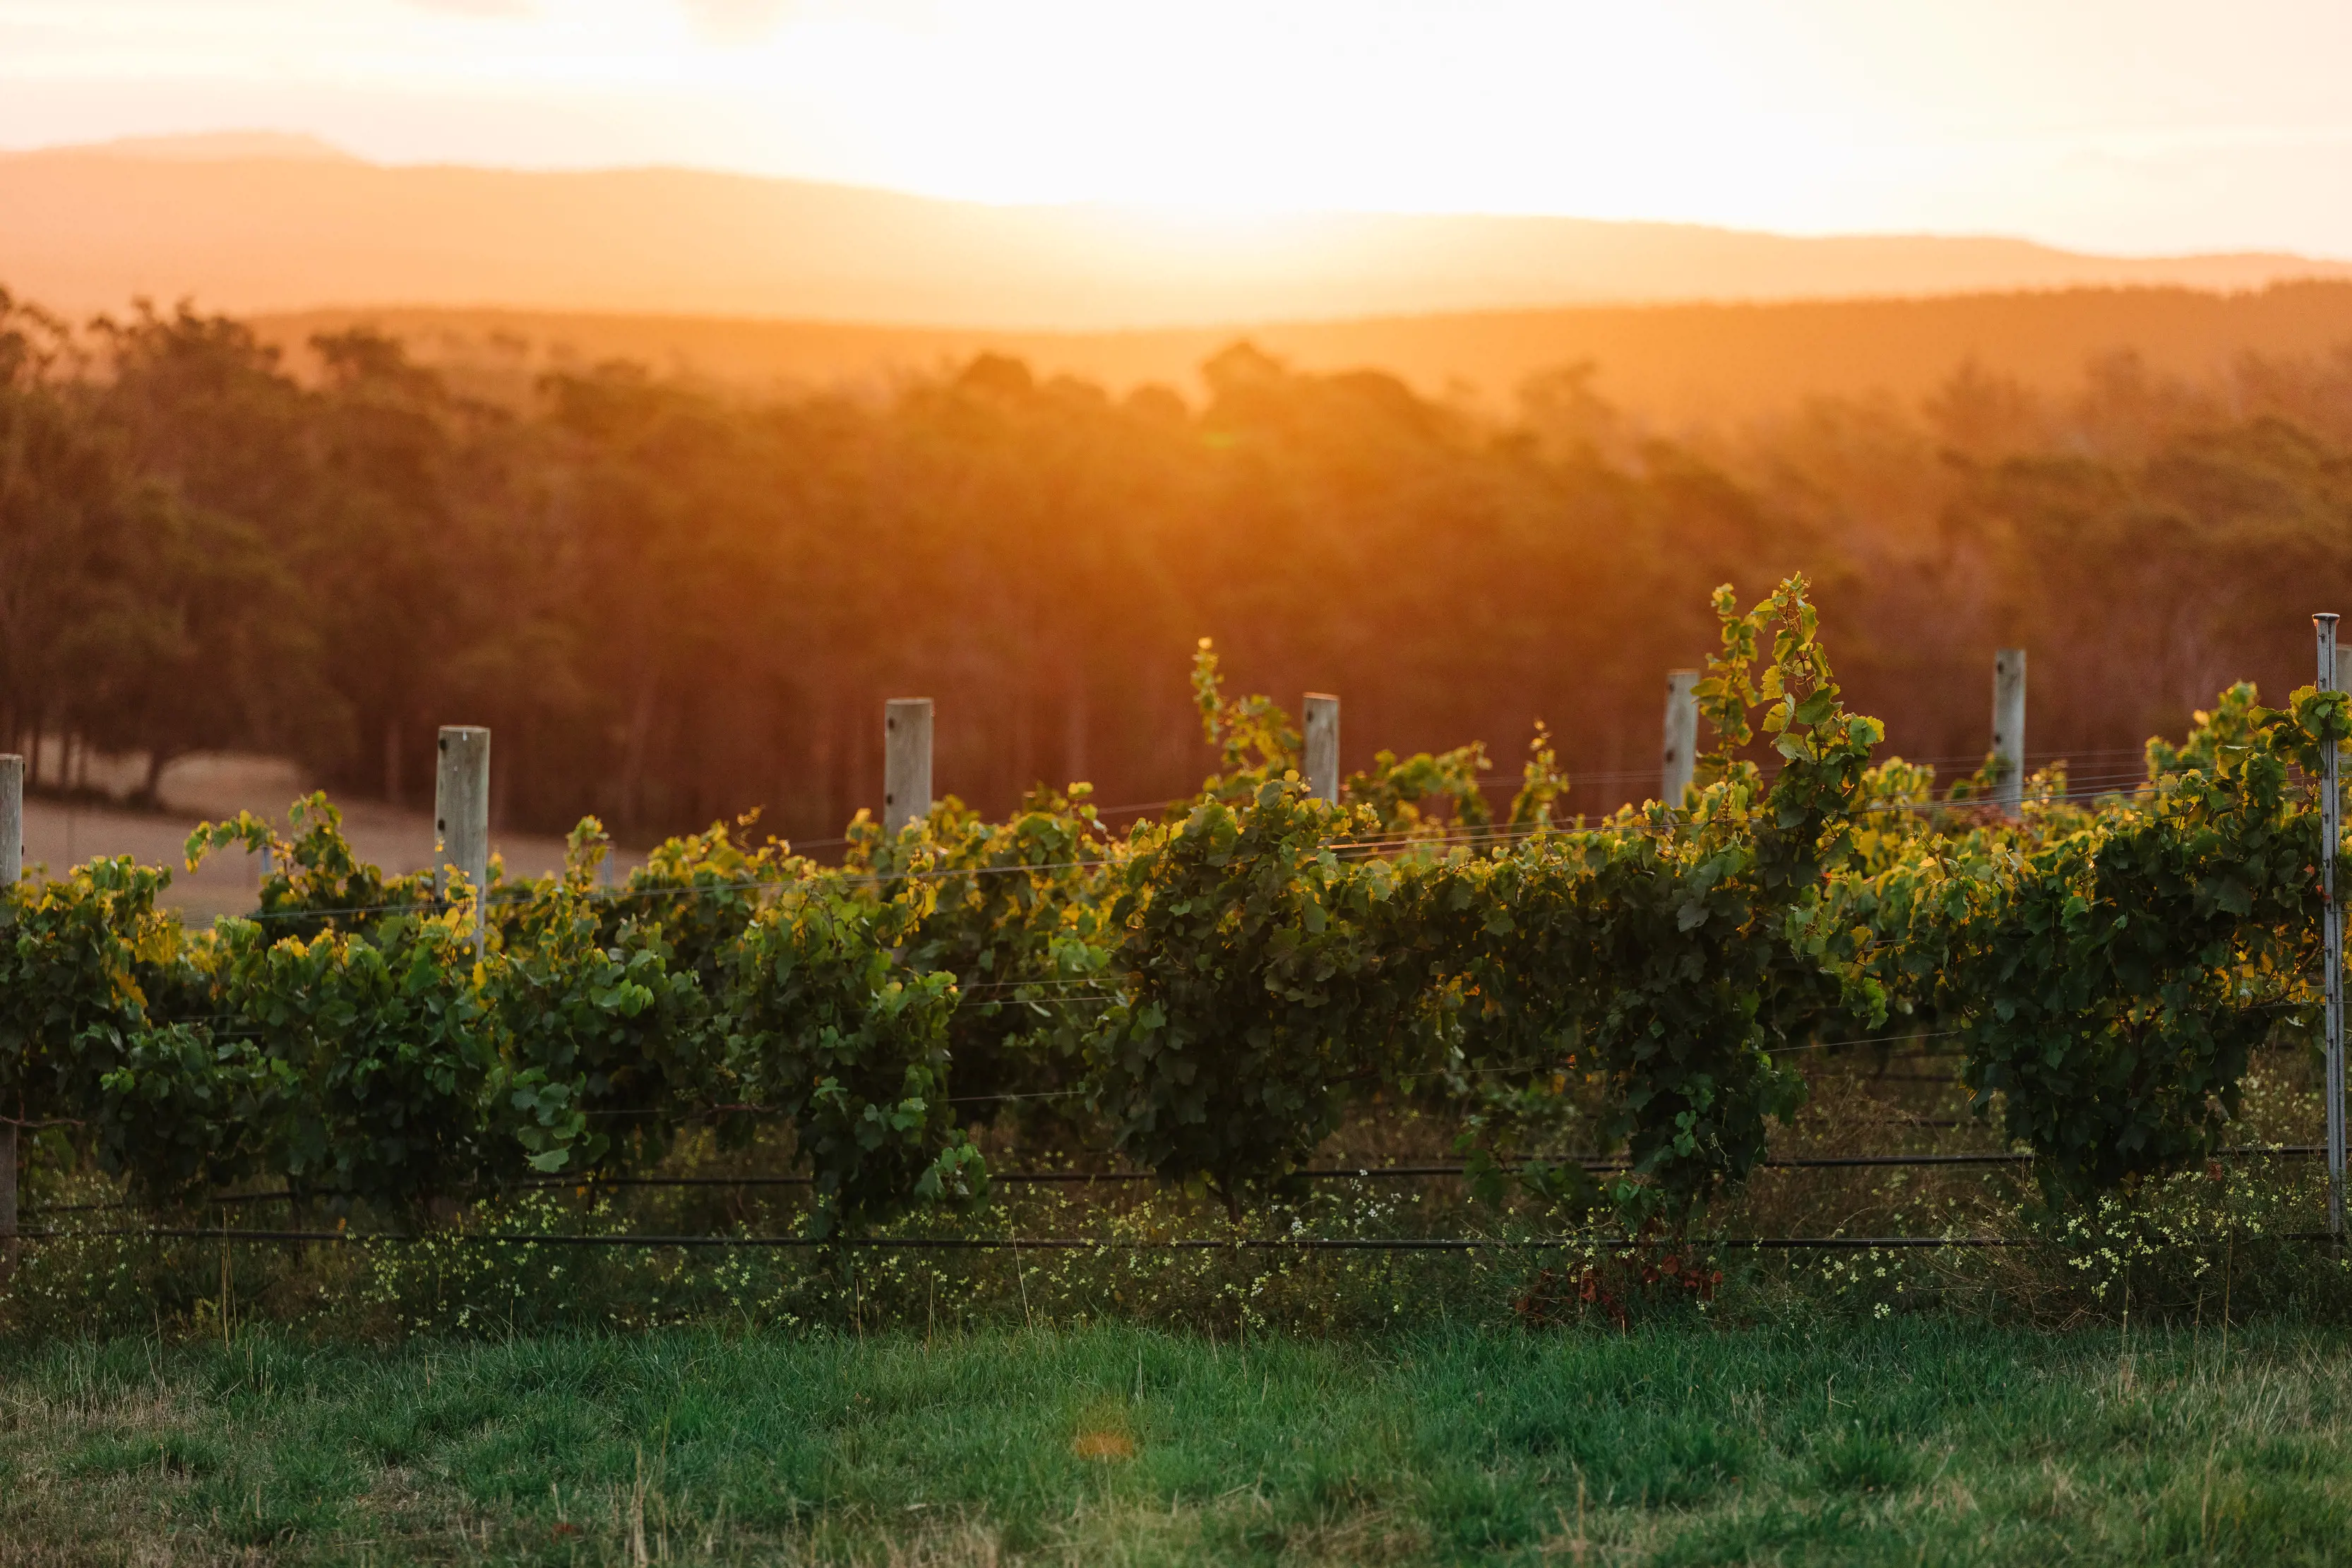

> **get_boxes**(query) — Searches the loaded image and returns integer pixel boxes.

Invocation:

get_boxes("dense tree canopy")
[4,286,2349,842]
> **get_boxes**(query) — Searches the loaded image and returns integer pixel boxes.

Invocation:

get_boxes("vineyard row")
[0,577,2346,1249]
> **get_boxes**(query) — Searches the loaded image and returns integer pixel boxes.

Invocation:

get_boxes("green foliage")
[0,856,254,1203]
[89,1021,287,1204]
[1,592,2342,1245]
[2147,681,2269,781]
[857,788,1116,1123]
[614,817,796,991]
[0,858,179,1124]
[1191,638,1301,802]
[186,801,511,1209]
[1346,743,1494,836]
[208,906,503,1211]
[726,875,982,1238]
[1853,680,2348,1199]
[1096,779,1426,1207]
[490,878,713,1175]
[1507,722,1572,829]
[1715,575,1888,892]
[187,793,432,940]
[1447,577,1877,1227]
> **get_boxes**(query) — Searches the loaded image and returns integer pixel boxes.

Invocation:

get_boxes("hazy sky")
[6,0,2352,256]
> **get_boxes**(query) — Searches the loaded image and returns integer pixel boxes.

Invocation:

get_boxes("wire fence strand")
[11,1226,2336,1253]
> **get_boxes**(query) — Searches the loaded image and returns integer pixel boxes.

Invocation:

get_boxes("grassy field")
[1,1319,2346,1565]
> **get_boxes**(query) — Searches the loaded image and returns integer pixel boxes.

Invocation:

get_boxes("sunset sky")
[6,0,2351,257]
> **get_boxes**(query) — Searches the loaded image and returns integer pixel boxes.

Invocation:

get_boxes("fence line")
[9,1226,2336,1254]
[16,1146,2322,1220]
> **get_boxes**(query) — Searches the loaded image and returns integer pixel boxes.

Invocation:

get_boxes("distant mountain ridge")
[4,133,2349,330]
[64,131,361,164]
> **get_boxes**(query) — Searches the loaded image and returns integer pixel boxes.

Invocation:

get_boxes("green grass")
[3,1319,2348,1564]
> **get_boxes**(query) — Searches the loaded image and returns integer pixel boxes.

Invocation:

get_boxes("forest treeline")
[4,283,2351,844]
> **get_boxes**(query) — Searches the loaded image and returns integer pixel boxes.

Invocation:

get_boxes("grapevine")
[0,587,2336,1241]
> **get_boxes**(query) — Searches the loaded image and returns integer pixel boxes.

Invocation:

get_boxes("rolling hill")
[5,134,2350,331]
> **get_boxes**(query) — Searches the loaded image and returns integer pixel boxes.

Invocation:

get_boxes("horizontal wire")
[20,1144,2318,1218]
[1775,1029,1962,1053]
[12,1227,2335,1252]
[173,769,2334,927]
[1465,748,2160,795]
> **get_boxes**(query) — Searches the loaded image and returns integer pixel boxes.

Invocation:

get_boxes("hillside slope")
[6,141,2351,330]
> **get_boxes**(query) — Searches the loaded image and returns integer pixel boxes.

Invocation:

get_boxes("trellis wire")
[8,1227,2337,1253]
[17,1146,2321,1219]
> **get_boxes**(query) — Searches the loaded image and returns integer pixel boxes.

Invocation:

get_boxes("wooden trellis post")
[1993,649,2026,818]
[1302,695,1340,806]
[1661,670,1698,806]
[884,699,934,834]
[436,726,491,959]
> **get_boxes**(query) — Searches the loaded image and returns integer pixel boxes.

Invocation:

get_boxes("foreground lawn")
[0,1319,2345,1564]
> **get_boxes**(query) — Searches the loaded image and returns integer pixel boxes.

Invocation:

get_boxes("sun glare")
[4,0,2352,253]
[732,0,1818,221]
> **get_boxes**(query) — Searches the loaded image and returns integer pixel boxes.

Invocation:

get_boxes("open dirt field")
[18,754,642,922]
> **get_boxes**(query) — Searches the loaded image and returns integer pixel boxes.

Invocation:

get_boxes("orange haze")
[5,138,2349,333]
[246,282,2352,431]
